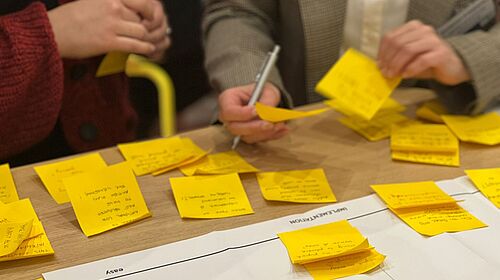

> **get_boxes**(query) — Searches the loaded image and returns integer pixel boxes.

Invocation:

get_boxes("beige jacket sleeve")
[203,1,286,95]
[442,23,500,114]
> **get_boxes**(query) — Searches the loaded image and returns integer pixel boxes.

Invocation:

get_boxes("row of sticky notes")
[169,168,336,219]
[118,136,208,176]
[390,124,460,167]
[371,181,487,236]
[0,199,54,262]
[278,220,385,279]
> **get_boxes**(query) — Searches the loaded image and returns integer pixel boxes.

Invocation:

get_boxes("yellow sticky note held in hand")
[304,248,386,280]
[34,153,107,204]
[316,48,401,120]
[0,164,19,203]
[180,151,258,176]
[96,52,129,77]
[466,168,500,208]
[256,169,336,203]
[278,220,370,264]
[442,113,500,145]
[170,173,254,219]
[63,163,151,237]
[255,102,329,123]
[371,181,456,209]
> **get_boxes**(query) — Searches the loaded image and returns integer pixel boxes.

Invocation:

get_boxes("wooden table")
[3,89,500,280]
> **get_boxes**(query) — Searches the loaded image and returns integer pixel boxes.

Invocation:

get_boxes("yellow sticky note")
[442,113,500,145]
[119,137,206,176]
[96,52,129,77]
[391,124,458,153]
[34,153,107,204]
[151,149,210,176]
[0,222,54,262]
[63,163,151,237]
[371,181,456,209]
[316,48,401,120]
[304,248,386,280]
[340,113,413,141]
[180,151,258,176]
[416,99,447,123]
[256,169,336,203]
[278,220,369,264]
[0,219,33,256]
[170,173,254,219]
[255,102,329,123]
[392,203,487,236]
[465,168,500,208]
[392,150,460,167]
[0,164,19,203]
[326,97,406,117]
[0,199,54,262]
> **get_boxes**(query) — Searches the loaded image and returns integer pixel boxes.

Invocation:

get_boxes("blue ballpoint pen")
[231,45,281,149]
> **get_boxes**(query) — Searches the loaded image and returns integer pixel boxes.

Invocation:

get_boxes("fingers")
[121,0,155,21]
[378,20,423,68]
[258,83,281,106]
[384,35,437,78]
[218,86,255,122]
[115,21,148,39]
[142,0,166,31]
[120,6,141,22]
[112,36,155,55]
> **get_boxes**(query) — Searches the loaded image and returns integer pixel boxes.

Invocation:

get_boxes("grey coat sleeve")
[202,1,286,95]
[438,23,500,114]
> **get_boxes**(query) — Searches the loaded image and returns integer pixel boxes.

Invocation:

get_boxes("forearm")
[203,0,285,94]
[0,2,64,159]
[441,23,500,114]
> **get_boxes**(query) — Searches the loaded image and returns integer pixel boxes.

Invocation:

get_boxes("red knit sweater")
[0,2,137,161]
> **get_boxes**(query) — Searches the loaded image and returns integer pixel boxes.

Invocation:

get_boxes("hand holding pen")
[217,46,289,147]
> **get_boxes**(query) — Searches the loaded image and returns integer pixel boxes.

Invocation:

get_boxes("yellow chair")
[125,54,176,137]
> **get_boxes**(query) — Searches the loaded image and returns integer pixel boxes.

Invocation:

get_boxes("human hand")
[141,0,171,62]
[377,20,471,85]
[218,83,289,144]
[48,0,159,59]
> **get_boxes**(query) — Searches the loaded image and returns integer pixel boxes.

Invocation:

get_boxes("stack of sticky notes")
[371,181,487,236]
[0,199,54,262]
[170,173,254,219]
[390,124,460,166]
[34,153,108,204]
[118,136,207,176]
[327,98,415,141]
[316,48,401,120]
[442,112,500,145]
[255,102,329,123]
[62,162,151,237]
[415,99,447,123]
[256,169,336,203]
[0,164,19,203]
[465,168,500,208]
[179,151,258,176]
[278,220,385,279]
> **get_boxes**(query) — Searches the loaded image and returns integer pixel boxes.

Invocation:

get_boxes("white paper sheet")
[43,176,500,280]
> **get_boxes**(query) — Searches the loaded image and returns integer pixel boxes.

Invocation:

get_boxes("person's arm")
[443,23,500,114]
[203,0,289,144]
[0,2,64,160]
[203,0,285,94]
